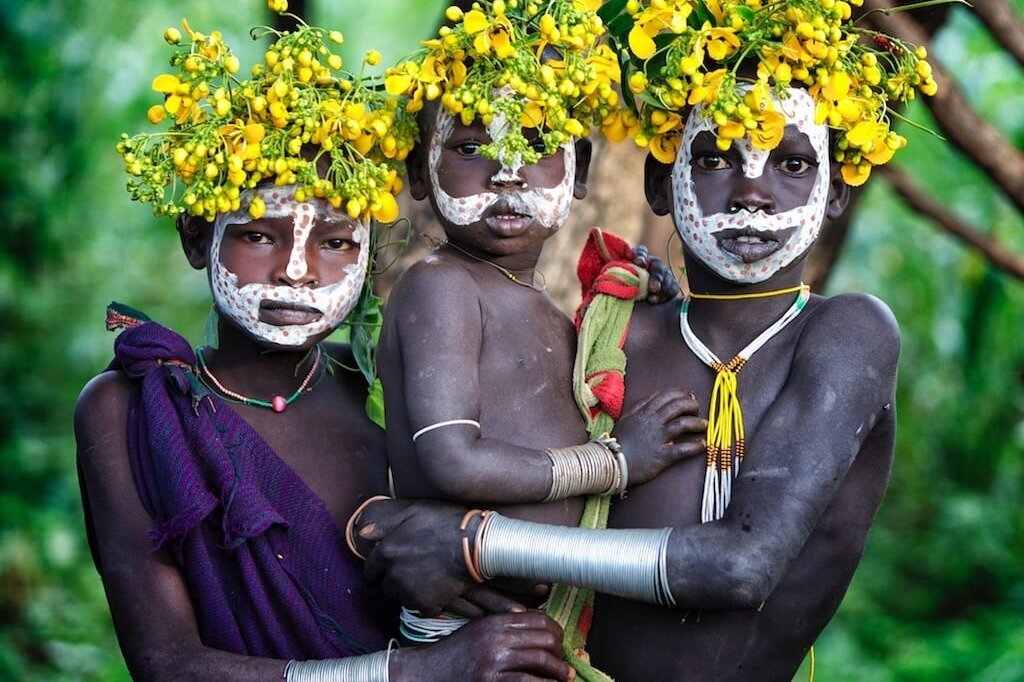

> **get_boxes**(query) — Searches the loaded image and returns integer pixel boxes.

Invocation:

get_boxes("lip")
[259,301,323,326]
[484,199,533,237]
[714,225,797,263]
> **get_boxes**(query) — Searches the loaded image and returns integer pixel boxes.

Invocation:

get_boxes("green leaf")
[597,0,628,24]
[734,6,755,23]
[365,378,386,428]
[694,1,713,25]
[607,14,636,42]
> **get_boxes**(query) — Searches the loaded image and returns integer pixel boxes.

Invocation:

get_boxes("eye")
[323,238,356,252]
[453,140,483,157]
[693,153,730,170]
[240,231,273,245]
[777,156,816,175]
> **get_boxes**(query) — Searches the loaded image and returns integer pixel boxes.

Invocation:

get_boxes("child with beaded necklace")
[354,1,944,679]
[74,5,573,680]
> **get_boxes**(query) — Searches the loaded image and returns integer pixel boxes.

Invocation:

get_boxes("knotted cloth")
[546,229,648,681]
[95,303,393,660]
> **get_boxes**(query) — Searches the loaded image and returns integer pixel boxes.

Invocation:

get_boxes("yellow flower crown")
[606,0,946,186]
[385,0,628,165]
[118,5,415,223]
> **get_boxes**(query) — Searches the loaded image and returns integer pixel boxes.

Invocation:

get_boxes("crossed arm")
[358,294,900,614]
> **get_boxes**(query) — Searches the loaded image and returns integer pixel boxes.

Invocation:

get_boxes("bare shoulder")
[387,251,482,315]
[801,292,900,359]
[74,370,135,457]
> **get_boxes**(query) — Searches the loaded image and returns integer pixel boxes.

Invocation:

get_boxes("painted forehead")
[216,186,363,230]
[683,87,828,177]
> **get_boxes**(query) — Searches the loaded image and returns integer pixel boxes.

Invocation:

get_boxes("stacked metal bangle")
[476,513,675,607]
[283,645,393,681]
[543,437,626,502]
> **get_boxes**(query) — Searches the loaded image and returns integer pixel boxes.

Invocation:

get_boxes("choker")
[688,283,809,301]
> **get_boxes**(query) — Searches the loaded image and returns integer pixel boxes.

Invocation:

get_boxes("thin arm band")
[476,513,675,607]
[411,419,481,443]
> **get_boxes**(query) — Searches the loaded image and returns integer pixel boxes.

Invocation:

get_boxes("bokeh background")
[1,0,1022,679]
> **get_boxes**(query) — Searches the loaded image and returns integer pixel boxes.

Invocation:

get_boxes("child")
[376,0,706,648]
[357,1,942,679]
[75,9,570,681]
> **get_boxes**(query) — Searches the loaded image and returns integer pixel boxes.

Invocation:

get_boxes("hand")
[613,389,707,486]
[391,611,571,681]
[634,244,681,305]
[358,499,526,617]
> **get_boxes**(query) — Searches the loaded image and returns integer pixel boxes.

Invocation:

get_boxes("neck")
[682,255,809,340]
[201,318,323,395]
[443,240,543,288]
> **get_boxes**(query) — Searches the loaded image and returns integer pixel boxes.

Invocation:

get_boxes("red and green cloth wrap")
[546,228,649,681]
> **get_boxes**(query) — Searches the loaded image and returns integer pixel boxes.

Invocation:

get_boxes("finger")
[666,439,708,460]
[641,389,694,417]
[357,499,417,541]
[446,596,486,619]
[653,391,701,420]
[664,415,709,438]
[463,584,527,614]
[497,649,572,680]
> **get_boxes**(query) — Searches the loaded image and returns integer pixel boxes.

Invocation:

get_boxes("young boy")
[356,2,940,679]
[375,0,705,646]
[75,12,571,681]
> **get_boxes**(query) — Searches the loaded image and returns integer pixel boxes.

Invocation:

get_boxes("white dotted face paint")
[209,186,369,347]
[428,103,577,232]
[671,88,830,284]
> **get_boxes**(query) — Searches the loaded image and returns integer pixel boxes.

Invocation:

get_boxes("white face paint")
[428,104,577,232]
[671,88,830,284]
[209,186,369,347]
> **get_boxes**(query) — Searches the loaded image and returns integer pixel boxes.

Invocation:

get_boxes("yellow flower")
[464,9,516,59]
[701,23,740,62]
[628,1,692,60]
[649,133,680,164]
[841,161,871,186]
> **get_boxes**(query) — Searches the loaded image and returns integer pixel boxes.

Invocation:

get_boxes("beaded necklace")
[680,286,810,522]
[196,344,325,413]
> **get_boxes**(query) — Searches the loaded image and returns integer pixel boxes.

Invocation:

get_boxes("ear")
[406,141,430,201]
[572,137,592,200]
[178,215,212,270]
[644,153,674,216]
[825,162,851,220]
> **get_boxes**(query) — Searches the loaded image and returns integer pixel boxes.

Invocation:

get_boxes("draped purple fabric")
[106,319,393,659]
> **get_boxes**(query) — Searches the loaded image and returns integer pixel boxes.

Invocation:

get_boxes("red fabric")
[577,601,594,642]
[575,228,641,331]
[585,370,626,420]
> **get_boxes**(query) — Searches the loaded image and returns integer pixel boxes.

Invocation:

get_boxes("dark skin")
[377,110,703,615]
[75,203,571,681]
[360,123,899,681]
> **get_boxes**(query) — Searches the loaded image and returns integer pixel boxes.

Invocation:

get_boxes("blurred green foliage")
[0,1,1020,680]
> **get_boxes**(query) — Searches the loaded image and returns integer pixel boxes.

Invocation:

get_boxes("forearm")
[418,433,626,504]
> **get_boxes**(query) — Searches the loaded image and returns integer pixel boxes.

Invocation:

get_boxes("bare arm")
[76,371,571,681]
[75,372,287,680]
[663,293,900,608]
[384,259,704,503]
[361,294,899,612]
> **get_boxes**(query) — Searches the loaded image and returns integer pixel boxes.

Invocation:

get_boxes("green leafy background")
[1,1,1020,679]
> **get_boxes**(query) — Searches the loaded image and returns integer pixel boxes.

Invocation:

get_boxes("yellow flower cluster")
[117,12,415,223]
[385,0,628,165]
[607,0,941,185]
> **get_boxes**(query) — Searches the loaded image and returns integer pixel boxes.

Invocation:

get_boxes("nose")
[274,248,319,288]
[489,164,529,191]
[728,175,775,214]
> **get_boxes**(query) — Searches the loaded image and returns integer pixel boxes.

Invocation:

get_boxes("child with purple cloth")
[74,8,570,681]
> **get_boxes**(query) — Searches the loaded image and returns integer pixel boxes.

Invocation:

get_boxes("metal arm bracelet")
[476,512,675,607]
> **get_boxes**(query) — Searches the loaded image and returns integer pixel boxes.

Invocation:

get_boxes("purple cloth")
[108,319,394,659]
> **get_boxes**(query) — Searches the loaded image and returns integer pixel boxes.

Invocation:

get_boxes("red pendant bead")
[271,395,288,413]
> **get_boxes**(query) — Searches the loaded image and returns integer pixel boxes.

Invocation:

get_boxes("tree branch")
[970,0,1024,69]
[878,165,1024,280]
[863,0,1024,217]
